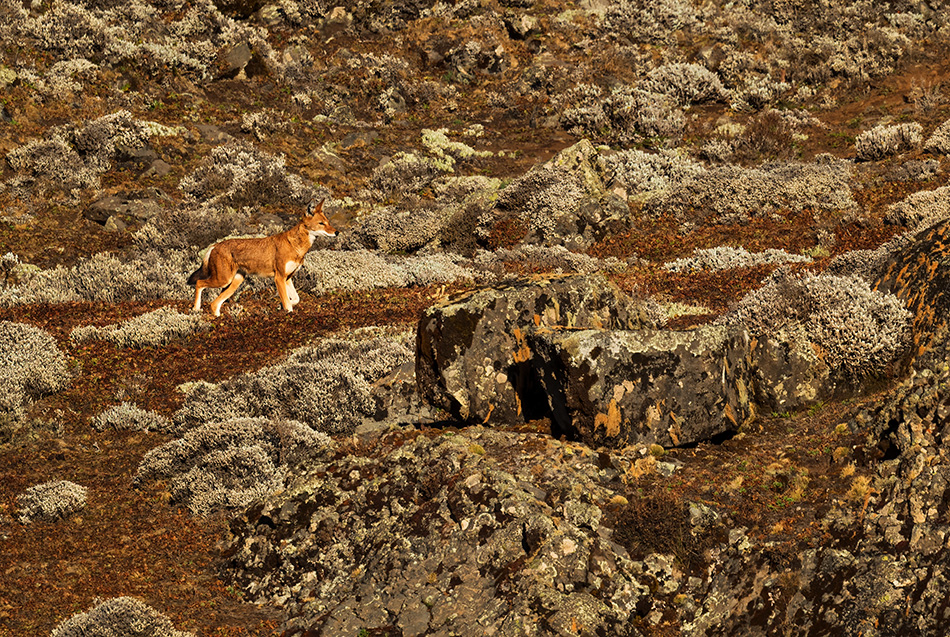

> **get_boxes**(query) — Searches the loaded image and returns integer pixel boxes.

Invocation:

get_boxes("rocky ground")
[3,0,950,635]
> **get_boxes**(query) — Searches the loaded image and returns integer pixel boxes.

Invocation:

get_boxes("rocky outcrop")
[874,218,950,363]
[222,425,700,636]
[485,140,628,251]
[416,274,660,427]
[530,325,753,447]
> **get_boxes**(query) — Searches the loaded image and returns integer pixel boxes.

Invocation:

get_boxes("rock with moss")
[529,325,754,448]
[50,596,195,637]
[222,425,693,635]
[874,218,950,363]
[486,139,627,250]
[416,274,662,426]
[16,480,87,524]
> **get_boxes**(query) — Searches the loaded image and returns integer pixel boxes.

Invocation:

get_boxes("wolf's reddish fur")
[188,200,337,316]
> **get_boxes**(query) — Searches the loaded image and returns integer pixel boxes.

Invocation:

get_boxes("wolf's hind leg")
[210,272,245,317]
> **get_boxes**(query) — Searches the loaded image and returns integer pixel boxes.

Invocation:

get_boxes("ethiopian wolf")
[188,199,338,316]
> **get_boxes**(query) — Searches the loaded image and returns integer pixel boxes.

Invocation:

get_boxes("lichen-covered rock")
[416,274,661,426]
[16,480,87,524]
[663,246,811,273]
[486,139,627,250]
[222,426,692,636]
[530,325,753,447]
[875,218,950,362]
[0,321,70,423]
[50,596,195,637]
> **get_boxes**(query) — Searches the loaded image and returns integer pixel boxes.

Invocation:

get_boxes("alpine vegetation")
[135,417,331,516]
[0,249,195,306]
[171,336,414,435]
[664,246,811,273]
[70,306,207,349]
[93,403,172,433]
[722,270,912,378]
[0,321,70,423]
[16,480,87,524]
[50,597,195,637]
[854,122,924,161]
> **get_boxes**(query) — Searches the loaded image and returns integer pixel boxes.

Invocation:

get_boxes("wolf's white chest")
[284,260,300,276]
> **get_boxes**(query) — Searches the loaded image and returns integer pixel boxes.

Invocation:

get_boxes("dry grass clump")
[93,402,172,433]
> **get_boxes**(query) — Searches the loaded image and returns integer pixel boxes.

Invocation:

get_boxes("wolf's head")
[303,199,338,238]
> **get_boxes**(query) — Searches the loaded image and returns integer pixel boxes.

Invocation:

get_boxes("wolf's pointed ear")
[307,199,325,216]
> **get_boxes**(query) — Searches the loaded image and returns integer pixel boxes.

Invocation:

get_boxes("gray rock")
[530,325,753,447]
[416,274,660,426]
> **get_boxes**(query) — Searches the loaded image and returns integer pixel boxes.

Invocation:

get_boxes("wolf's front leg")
[275,275,294,312]
[286,279,301,307]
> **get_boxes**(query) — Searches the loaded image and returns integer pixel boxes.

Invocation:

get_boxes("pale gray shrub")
[664,246,811,272]
[136,417,331,515]
[368,152,449,199]
[16,480,87,524]
[560,85,685,144]
[5,135,98,192]
[50,597,195,637]
[924,119,950,154]
[645,158,855,222]
[884,184,950,231]
[93,402,172,433]
[602,0,698,45]
[855,123,923,161]
[179,140,316,209]
[0,249,194,306]
[643,63,726,105]
[472,246,619,278]
[295,249,471,295]
[722,270,911,378]
[0,321,70,422]
[172,337,414,435]
[133,202,259,251]
[600,148,705,197]
[70,307,206,349]
[345,205,452,253]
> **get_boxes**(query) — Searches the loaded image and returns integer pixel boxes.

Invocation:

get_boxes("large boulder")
[416,274,660,426]
[530,325,754,447]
